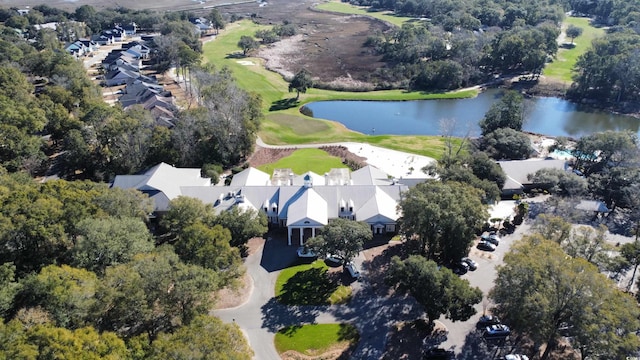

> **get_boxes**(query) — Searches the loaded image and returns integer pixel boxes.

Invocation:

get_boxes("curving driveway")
[214,235,423,360]
[214,200,544,359]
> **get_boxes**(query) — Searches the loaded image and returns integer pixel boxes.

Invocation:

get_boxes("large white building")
[112,163,410,245]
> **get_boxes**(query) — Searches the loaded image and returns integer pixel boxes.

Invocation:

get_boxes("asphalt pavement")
[213,234,423,360]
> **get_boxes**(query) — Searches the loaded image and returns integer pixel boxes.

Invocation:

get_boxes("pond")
[304,89,639,138]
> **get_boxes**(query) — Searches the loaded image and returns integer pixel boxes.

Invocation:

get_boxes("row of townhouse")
[101,39,177,127]
[64,23,138,58]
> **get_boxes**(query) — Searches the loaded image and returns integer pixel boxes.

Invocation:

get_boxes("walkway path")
[214,236,423,360]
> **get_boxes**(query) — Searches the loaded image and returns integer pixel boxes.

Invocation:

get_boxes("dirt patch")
[214,272,252,309]
[213,237,264,309]
[220,0,390,89]
[280,343,353,360]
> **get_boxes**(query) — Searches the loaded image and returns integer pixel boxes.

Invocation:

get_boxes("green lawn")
[275,260,352,305]
[203,20,475,159]
[274,323,360,356]
[257,148,348,175]
[315,0,414,27]
[543,17,605,83]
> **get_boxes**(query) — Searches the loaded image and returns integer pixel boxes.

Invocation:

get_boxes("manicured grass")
[274,323,360,356]
[275,260,352,305]
[315,0,414,27]
[257,148,348,175]
[261,113,462,159]
[203,20,476,159]
[543,17,606,83]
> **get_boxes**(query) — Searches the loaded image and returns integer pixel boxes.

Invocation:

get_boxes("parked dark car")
[477,241,496,251]
[477,315,501,328]
[461,257,478,270]
[484,324,511,338]
[452,261,469,275]
[424,348,454,359]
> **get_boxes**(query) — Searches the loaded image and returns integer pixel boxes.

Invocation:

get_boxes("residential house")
[104,67,145,86]
[119,80,176,125]
[77,39,99,53]
[575,199,610,221]
[91,33,115,45]
[122,42,151,59]
[122,23,137,36]
[147,105,177,128]
[190,17,213,36]
[33,22,58,31]
[118,80,167,108]
[102,28,124,42]
[64,41,88,57]
[102,52,141,70]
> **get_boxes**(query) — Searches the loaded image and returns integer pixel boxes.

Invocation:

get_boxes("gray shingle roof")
[498,159,568,191]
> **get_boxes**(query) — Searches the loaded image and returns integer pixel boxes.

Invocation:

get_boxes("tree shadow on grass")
[225,52,246,59]
[269,97,300,111]
[277,267,339,305]
[278,324,304,336]
[261,298,321,332]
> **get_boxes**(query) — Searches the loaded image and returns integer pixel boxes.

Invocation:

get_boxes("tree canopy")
[148,315,253,360]
[288,69,313,100]
[386,255,482,325]
[566,24,583,44]
[479,91,525,136]
[94,247,220,339]
[306,218,372,264]
[237,35,259,56]
[71,217,155,274]
[482,127,533,160]
[398,180,488,264]
[570,31,640,104]
[490,235,640,359]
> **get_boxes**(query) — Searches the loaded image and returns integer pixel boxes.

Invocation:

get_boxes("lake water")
[304,89,639,138]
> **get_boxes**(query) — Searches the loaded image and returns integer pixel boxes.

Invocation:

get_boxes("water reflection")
[305,89,639,137]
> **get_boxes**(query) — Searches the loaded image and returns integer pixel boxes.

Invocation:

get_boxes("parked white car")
[325,254,344,265]
[345,262,361,279]
[505,355,529,360]
[481,233,500,246]
[296,246,316,258]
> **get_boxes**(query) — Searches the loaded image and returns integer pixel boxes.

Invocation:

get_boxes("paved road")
[214,235,423,360]
[215,197,622,360]
[438,222,533,358]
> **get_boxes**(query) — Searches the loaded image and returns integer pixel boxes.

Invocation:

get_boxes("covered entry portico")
[287,224,322,246]
[284,187,328,245]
